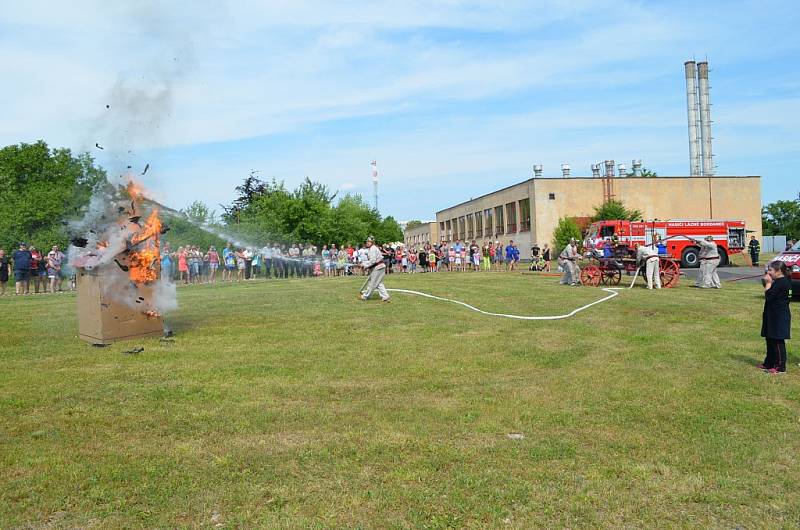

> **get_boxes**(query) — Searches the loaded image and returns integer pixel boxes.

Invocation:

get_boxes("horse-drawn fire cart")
[578,245,681,288]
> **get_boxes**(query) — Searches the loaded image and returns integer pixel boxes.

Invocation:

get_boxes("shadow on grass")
[727,352,760,367]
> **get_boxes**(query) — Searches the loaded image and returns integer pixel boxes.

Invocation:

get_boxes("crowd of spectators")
[0,238,554,296]
[158,239,551,284]
[0,242,70,296]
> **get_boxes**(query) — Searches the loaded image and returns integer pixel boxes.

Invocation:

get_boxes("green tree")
[553,217,582,254]
[762,195,800,239]
[590,199,643,222]
[223,176,399,246]
[374,216,404,243]
[405,220,424,230]
[0,141,106,251]
[181,200,216,226]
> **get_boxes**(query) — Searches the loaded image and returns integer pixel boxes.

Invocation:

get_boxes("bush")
[553,217,582,254]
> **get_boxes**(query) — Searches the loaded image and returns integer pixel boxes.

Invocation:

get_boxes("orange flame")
[126,180,145,203]
[129,209,162,284]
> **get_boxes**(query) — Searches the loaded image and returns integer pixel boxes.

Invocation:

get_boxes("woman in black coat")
[759,261,792,373]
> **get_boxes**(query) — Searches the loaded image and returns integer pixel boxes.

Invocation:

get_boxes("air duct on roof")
[533,164,543,178]
[604,160,615,178]
[561,164,571,177]
[632,159,642,177]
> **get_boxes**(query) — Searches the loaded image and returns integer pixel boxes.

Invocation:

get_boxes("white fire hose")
[384,267,642,321]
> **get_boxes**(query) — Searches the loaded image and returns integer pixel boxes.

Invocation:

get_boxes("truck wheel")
[717,248,729,267]
[681,247,700,268]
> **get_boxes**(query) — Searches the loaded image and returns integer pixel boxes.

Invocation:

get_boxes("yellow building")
[404,222,439,248]
[435,175,762,253]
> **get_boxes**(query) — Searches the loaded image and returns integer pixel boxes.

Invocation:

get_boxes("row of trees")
[762,195,800,240]
[0,141,403,254]
[213,176,403,247]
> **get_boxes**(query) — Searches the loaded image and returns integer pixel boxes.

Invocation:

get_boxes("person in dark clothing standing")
[748,236,760,267]
[759,261,791,374]
[12,242,33,295]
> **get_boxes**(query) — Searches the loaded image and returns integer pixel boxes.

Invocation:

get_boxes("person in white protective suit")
[359,236,390,302]
[636,243,661,289]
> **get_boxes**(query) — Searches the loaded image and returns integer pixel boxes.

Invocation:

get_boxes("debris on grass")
[506,432,525,440]
[122,346,144,355]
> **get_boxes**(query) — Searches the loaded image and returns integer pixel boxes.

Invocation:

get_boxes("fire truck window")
[600,226,615,237]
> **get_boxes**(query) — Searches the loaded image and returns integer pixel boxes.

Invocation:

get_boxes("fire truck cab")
[584,219,747,268]
[771,241,800,298]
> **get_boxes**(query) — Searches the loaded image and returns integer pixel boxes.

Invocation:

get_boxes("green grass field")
[1,272,798,528]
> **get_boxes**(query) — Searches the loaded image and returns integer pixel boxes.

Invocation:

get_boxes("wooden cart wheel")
[660,257,680,288]
[601,268,622,286]
[580,265,602,287]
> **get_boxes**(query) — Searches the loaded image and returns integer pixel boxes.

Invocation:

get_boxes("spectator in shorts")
[0,248,9,295]
[30,246,48,294]
[408,248,417,272]
[542,243,552,272]
[235,248,246,281]
[494,240,504,270]
[471,240,480,271]
[322,245,332,277]
[12,242,32,295]
[429,247,437,272]
[207,246,220,282]
[47,245,65,293]
[224,244,237,280]
[506,240,518,272]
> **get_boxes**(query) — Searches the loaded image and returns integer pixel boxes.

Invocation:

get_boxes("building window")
[494,206,504,235]
[484,208,493,237]
[452,218,458,240]
[519,198,530,232]
[506,202,517,233]
[548,192,556,200]
[466,213,474,240]
[475,211,483,238]
[458,216,466,240]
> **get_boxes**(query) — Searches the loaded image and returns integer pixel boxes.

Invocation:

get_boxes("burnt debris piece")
[141,164,149,175]
[71,237,89,248]
[95,143,104,150]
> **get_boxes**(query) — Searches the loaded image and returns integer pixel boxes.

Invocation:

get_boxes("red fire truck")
[584,219,747,268]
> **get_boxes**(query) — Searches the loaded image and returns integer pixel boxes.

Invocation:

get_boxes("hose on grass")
[385,268,642,321]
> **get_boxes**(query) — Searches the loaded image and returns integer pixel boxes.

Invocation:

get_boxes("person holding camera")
[759,261,791,374]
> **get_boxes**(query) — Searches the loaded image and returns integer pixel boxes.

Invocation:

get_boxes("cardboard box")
[76,269,163,345]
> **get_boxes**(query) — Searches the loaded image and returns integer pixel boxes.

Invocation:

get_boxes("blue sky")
[2,0,798,222]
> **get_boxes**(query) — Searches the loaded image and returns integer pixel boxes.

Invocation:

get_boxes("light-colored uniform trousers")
[696,241,721,288]
[645,256,661,289]
[697,257,721,288]
[362,265,389,300]
[558,245,579,285]
[558,258,572,284]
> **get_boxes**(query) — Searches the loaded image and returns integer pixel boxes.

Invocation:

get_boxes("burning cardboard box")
[70,182,172,345]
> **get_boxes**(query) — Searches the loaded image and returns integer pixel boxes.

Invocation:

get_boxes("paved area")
[681,266,764,283]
